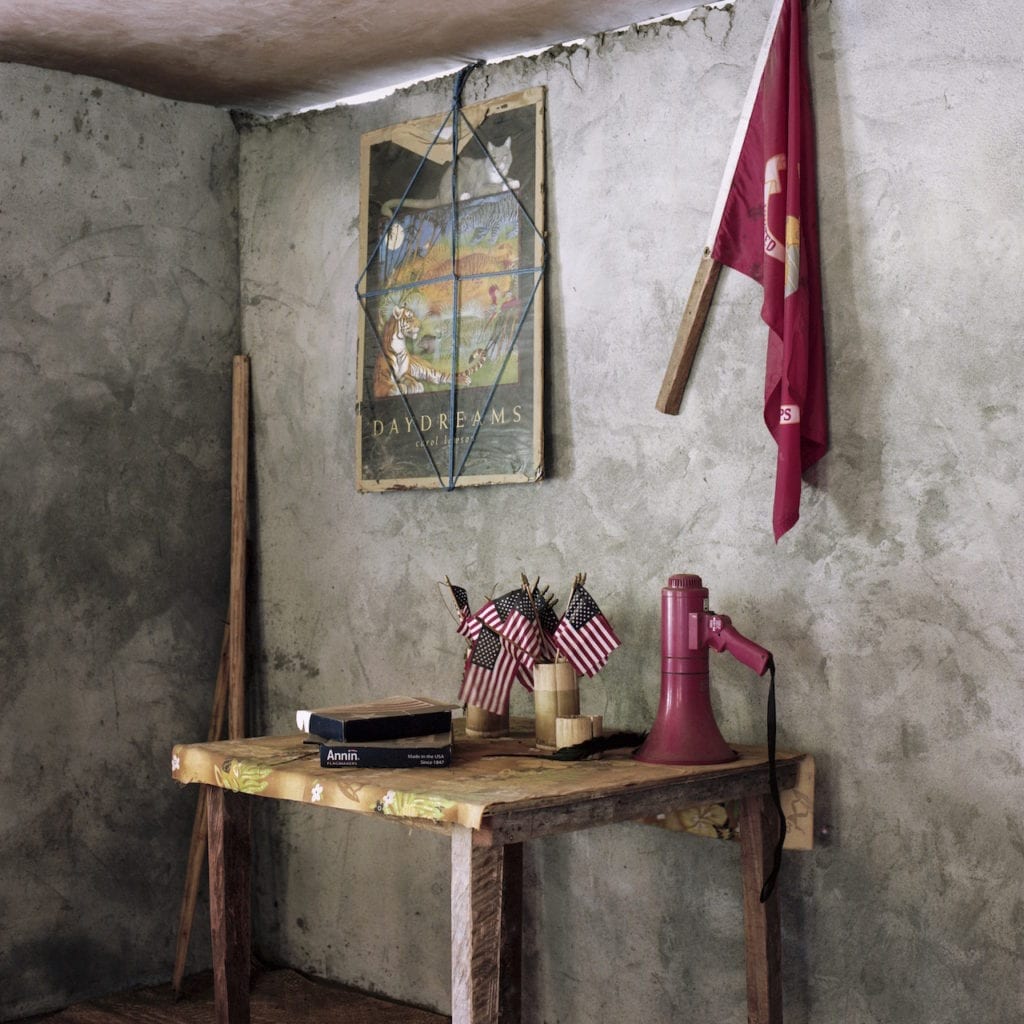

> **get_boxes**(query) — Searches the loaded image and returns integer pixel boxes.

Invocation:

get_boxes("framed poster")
[356,87,546,492]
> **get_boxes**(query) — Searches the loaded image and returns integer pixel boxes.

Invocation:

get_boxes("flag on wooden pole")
[532,585,561,662]
[710,0,828,540]
[494,588,541,664]
[459,625,520,714]
[553,584,621,678]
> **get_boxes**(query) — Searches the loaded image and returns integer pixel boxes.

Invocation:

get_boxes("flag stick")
[655,252,723,414]
[520,572,542,623]
[655,0,787,416]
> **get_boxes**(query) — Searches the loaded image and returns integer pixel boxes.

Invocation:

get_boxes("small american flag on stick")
[458,625,520,714]
[494,588,541,664]
[444,577,485,642]
[530,581,561,662]
[553,581,622,678]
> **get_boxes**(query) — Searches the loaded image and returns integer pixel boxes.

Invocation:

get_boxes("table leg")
[739,792,783,1024]
[451,828,523,1024]
[206,785,252,1024]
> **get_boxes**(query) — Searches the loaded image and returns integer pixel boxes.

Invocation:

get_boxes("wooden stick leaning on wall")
[228,354,250,740]
[655,0,786,416]
[655,252,722,415]
[171,627,229,996]
[171,354,251,996]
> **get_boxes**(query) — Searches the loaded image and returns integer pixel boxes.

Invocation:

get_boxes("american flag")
[494,588,541,663]
[477,589,536,692]
[449,581,484,642]
[457,615,483,642]
[449,581,470,614]
[462,588,539,673]
[459,625,520,714]
[456,589,516,643]
[532,585,560,662]
[553,584,622,678]
[469,593,503,633]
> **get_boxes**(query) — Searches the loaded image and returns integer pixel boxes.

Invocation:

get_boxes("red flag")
[710,0,828,541]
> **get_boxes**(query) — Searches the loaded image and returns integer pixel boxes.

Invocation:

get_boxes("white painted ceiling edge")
[0,0,736,116]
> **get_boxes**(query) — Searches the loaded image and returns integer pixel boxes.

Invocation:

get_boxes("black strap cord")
[760,655,787,902]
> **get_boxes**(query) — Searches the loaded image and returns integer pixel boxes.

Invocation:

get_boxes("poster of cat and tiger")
[356,88,546,492]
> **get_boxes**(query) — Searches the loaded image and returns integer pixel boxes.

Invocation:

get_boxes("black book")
[295,695,456,743]
[314,729,453,769]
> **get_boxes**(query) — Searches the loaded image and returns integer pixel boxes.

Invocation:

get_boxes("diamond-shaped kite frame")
[356,70,546,491]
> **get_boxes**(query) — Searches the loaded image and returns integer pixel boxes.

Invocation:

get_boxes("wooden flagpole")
[655,0,787,415]
[171,354,250,995]
[655,253,722,415]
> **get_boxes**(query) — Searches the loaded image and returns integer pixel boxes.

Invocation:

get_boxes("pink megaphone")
[634,573,772,766]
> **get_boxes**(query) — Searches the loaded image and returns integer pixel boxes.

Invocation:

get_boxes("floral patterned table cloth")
[171,719,814,849]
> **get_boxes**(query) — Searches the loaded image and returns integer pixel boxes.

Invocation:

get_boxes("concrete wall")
[238,1,1024,1021]
[0,65,239,1019]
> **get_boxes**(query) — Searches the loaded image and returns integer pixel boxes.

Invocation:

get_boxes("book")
[314,729,454,769]
[295,695,457,743]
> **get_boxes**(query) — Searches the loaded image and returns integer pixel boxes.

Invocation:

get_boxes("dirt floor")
[20,966,450,1023]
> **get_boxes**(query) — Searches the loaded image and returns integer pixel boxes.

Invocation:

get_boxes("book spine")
[304,711,346,741]
[319,745,452,769]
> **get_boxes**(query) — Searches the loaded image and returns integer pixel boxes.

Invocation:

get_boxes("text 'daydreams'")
[371,404,523,439]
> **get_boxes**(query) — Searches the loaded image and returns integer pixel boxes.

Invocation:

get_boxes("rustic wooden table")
[172,722,812,1024]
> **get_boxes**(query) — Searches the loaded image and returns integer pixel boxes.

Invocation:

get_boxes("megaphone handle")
[706,617,773,676]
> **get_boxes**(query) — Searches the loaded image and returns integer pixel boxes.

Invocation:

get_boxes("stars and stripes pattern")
[455,608,483,642]
[552,584,622,678]
[449,581,484,642]
[452,578,620,709]
[458,625,520,714]
[449,582,470,614]
[532,586,561,662]
[494,588,541,664]
[474,594,503,631]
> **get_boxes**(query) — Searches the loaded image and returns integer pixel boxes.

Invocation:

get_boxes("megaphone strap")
[760,656,787,902]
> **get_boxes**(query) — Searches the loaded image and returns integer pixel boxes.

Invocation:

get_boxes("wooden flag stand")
[655,0,786,415]
[172,354,250,996]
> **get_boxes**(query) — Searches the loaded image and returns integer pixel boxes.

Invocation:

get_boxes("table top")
[171,720,813,847]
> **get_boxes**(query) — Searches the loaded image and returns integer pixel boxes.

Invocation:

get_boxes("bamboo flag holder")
[555,715,603,750]
[534,662,579,749]
[655,0,787,416]
[172,354,250,996]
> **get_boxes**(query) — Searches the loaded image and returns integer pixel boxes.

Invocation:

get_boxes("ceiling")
[0,0,693,117]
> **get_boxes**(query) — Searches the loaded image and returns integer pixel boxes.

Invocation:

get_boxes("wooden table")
[171,722,812,1024]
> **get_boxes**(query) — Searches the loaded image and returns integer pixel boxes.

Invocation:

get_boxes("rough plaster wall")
[238,1,1024,1021]
[0,64,239,1019]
